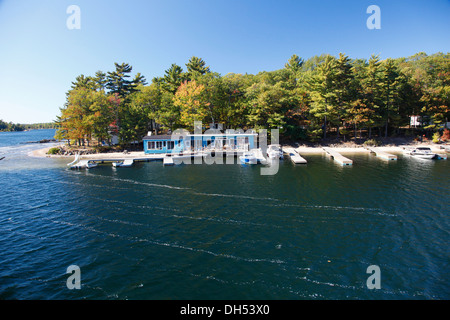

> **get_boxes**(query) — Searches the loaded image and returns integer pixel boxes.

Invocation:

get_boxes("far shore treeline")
[0,120,57,132]
[55,52,449,147]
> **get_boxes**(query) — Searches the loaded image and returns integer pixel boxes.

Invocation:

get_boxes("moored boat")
[267,144,283,159]
[239,151,257,165]
[112,159,134,167]
[404,147,436,159]
[86,161,98,168]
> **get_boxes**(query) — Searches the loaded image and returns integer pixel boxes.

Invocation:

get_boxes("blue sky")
[0,0,449,123]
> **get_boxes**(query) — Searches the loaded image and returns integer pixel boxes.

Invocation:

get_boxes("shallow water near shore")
[0,130,449,299]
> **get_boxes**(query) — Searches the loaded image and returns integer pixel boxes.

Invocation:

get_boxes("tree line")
[0,119,25,132]
[0,120,58,132]
[55,52,450,146]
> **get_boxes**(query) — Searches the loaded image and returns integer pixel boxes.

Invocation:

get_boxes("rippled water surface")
[0,130,449,299]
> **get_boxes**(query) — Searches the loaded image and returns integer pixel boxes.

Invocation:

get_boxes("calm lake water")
[0,129,449,299]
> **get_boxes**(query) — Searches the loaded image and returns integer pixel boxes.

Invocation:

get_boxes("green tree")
[106,63,134,98]
[285,54,304,74]
[360,55,383,138]
[380,58,401,137]
[162,63,186,94]
[308,55,338,139]
[333,53,353,138]
[186,56,210,79]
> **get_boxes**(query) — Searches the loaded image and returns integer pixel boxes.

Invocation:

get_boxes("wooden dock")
[366,147,397,161]
[322,147,353,166]
[284,147,307,164]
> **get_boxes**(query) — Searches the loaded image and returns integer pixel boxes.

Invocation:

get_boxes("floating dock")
[283,147,307,164]
[366,147,397,161]
[163,156,174,166]
[68,151,249,169]
[69,154,165,169]
[323,147,353,166]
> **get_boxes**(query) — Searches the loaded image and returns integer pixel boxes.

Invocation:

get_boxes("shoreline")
[28,141,449,160]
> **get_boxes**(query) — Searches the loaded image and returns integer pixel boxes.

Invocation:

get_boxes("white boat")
[86,161,98,168]
[267,144,283,159]
[239,152,257,165]
[404,147,436,159]
[112,159,134,167]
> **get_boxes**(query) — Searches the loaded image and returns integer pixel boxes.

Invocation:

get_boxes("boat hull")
[411,154,436,160]
[239,156,257,165]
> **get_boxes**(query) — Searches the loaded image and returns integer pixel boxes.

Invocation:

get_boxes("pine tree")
[333,53,353,138]
[106,63,134,98]
[162,63,185,93]
[360,55,383,138]
[308,55,338,139]
[285,54,304,74]
[381,58,400,137]
[186,56,210,79]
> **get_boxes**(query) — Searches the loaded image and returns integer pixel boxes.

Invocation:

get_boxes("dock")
[69,154,166,169]
[366,147,397,161]
[323,147,353,166]
[283,147,307,164]
[163,156,174,166]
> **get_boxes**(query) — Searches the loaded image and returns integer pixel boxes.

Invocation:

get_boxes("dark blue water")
[0,130,449,299]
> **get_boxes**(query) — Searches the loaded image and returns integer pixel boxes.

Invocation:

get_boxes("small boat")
[267,144,283,159]
[86,161,98,168]
[0,156,5,161]
[113,159,134,167]
[404,147,436,160]
[239,152,257,165]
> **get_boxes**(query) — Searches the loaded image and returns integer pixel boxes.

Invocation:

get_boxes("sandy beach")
[28,144,66,158]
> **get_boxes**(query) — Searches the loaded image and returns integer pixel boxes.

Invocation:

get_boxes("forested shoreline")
[55,52,449,147]
[0,120,58,132]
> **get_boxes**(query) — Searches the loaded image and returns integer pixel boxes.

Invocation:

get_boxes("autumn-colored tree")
[173,80,210,130]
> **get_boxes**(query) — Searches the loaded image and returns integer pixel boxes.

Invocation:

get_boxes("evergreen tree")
[333,53,353,138]
[360,55,383,138]
[106,63,134,98]
[381,58,400,137]
[285,54,304,74]
[308,55,338,139]
[186,56,210,79]
[162,63,185,94]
